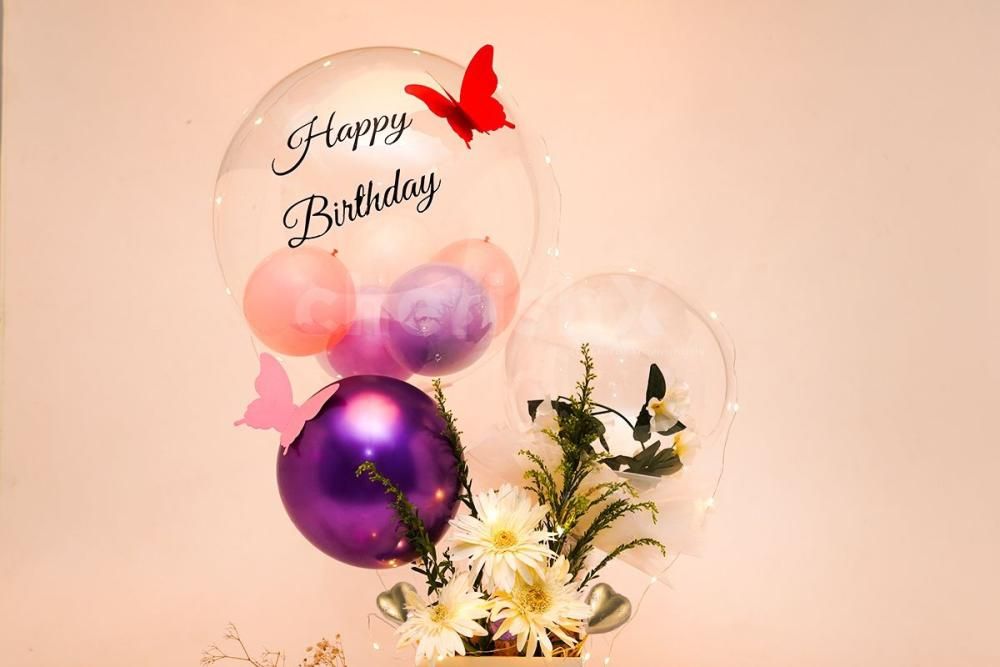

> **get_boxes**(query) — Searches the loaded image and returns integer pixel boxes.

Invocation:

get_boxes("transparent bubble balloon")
[213,46,558,393]
[503,271,738,573]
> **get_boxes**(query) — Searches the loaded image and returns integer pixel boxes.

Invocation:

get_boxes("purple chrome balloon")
[382,263,495,376]
[276,375,459,569]
[325,317,412,380]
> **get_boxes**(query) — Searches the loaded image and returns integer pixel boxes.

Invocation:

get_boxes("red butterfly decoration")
[405,44,515,148]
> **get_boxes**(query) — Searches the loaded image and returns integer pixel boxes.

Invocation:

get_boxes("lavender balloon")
[325,317,411,380]
[277,375,459,569]
[382,263,495,376]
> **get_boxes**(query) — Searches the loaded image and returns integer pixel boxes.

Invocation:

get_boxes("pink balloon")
[432,238,520,332]
[243,247,356,356]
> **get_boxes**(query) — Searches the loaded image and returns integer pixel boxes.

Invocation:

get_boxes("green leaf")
[634,363,667,443]
[603,454,634,471]
[631,440,662,466]
[596,429,611,452]
[633,405,651,443]
[645,364,666,403]
[602,440,684,477]
[656,420,686,437]
[628,444,682,477]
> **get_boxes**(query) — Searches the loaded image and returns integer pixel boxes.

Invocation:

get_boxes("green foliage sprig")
[528,358,689,477]
[355,461,455,594]
[355,382,476,597]
[520,344,668,586]
[432,378,477,518]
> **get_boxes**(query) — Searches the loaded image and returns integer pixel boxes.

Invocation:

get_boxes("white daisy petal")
[447,485,556,593]
[485,556,589,659]
[394,574,488,663]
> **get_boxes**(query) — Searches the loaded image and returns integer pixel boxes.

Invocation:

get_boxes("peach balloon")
[433,238,520,331]
[243,247,356,356]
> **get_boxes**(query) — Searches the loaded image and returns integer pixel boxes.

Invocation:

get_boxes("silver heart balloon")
[376,582,418,625]
[585,583,632,634]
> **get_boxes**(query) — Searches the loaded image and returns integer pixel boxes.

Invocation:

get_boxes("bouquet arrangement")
[360,345,684,663]
[216,36,735,667]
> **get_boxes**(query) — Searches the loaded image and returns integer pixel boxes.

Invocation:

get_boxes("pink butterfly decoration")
[235,353,339,453]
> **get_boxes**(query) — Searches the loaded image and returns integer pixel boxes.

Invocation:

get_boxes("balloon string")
[603,553,678,661]
[605,318,738,664]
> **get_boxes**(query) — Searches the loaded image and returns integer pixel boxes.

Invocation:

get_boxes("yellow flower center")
[493,529,518,549]
[515,585,552,614]
[429,604,450,623]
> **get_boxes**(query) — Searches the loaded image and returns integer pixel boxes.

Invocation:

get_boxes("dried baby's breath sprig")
[201,625,347,667]
[201,623,285,667]
[299,636,347,667]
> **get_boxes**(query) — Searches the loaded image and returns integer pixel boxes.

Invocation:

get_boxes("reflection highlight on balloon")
[277,375,459,569]
[381,263,496,376]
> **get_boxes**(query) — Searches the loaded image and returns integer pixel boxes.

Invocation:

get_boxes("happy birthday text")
[271,110,441,247]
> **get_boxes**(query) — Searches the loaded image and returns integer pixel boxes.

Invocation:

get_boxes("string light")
[372,642,380,651]
[359,320,739,667]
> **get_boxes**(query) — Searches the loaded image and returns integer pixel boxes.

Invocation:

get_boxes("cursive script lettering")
[283,169,441,247]
[271,111,413,176]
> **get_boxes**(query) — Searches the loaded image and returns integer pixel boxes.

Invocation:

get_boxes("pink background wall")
[2,1,998,665]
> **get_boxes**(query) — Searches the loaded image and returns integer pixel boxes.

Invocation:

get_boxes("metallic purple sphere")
[276,375,459,569]
[382,263,495,376]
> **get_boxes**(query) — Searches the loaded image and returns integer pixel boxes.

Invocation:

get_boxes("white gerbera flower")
[646,382,691,432]
[396,573,490,663]
[671,428,701,465]
[449,485,556,591]
[490,556,592,658]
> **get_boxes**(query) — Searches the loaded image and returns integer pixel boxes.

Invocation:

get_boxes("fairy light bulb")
[372,642,380,651]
